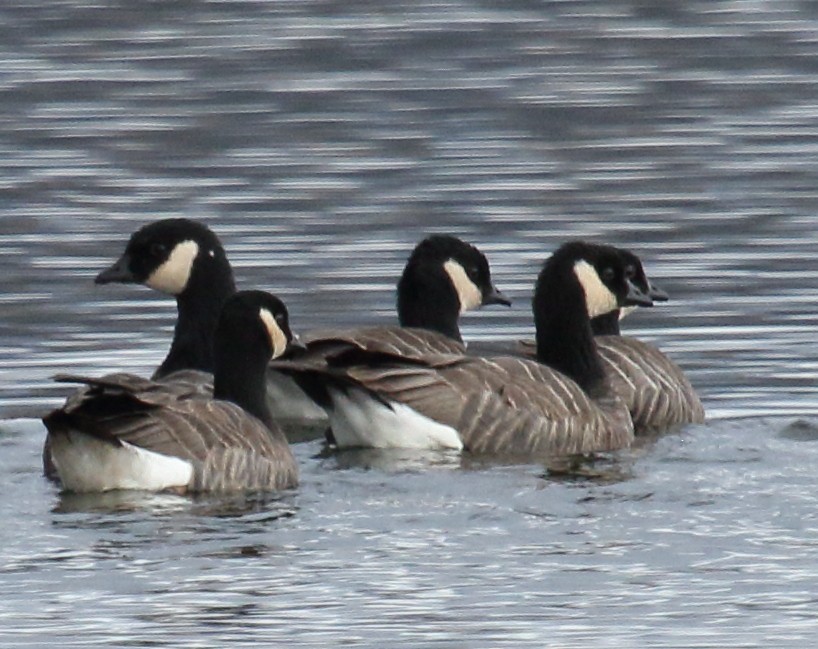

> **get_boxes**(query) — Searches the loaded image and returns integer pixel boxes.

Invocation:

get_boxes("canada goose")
[595,247,704,432]
[294,234,510,446]
[274,241,651,456]
[43,290,300,493]
[518,246,704,432]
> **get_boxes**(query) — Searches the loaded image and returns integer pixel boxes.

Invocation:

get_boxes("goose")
[295,233,510,445]
[518,246,704,433]
[41,219,321,480]
[593,247,704,432]
[43,290,300,493]
[274,241,651,456]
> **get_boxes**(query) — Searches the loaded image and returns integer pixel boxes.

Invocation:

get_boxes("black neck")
[397,265,463,342]
[153,255,236,379]
[590,310,622,336]
[534,271,607,396]
[213,335,275,430]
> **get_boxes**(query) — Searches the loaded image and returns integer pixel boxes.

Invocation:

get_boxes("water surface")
[2,0,818,646]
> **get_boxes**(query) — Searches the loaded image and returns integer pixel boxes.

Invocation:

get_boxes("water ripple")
[3,0,818,646]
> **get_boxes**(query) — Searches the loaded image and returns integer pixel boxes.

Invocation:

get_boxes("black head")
[397,235,510,341]
[618,247,668,302]
[212,290,297,426]
[415,235,510,310]
[534,241,652,395]
[95,218,231,297]
[215,290,298,364]
[537,241,653,320]
[590,247,666,335]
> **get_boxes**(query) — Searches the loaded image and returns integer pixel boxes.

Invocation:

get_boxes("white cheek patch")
[444,260,482,313]
[619,305,637,321]
[145,240,199,295]
[259,308,288,359]
[573,260,618,319]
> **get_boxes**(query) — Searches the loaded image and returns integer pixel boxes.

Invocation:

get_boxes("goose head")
[95,218,235,298]
[213,290,300,425]
[538,241,652,319]
[619,247,668,303]
[397,234,510,342]
[534,241,652,394]
[591,247,668,335]
[215,290,299,365]
[95,219,237,378]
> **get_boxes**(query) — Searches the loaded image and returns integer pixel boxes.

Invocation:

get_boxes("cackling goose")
[43,290,300,493]
[521,246,704,432]
[275,241,651,456]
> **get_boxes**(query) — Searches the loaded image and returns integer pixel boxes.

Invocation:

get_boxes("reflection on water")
[52,488,299,520]
[3,0,818,646]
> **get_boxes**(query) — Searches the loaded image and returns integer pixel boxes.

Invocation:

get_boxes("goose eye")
[149,242,167,258]
[601,267,615,282]
[466,265,479,280]
[275,313,285,325]
[624,264,636,279]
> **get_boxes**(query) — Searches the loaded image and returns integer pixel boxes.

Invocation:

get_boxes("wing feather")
[515,335,704,433]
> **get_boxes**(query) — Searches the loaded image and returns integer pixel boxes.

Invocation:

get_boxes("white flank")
[573,260,618,319]
[50,431,194,493]
[327,387,463,450]
[145,240,199,295]
[444,260,482,313]
[259,308,288,359]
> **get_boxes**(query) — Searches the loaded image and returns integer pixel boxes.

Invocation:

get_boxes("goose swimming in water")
[517,245,704,433]
[275,241,650,456]
[43,290,301,493]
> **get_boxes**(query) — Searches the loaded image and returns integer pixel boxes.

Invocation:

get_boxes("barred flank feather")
[277,342,635,457]
[302,326,466,361]
[596,336,705,431]
[517,336,704,434]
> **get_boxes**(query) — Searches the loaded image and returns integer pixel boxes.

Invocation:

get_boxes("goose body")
[278,234,510,448]
[509,246,704,433]
[44,291,300,493]
[513,335,704,432]
[284,349,633,455]
[277,241,649,456]
[279,326,469,450]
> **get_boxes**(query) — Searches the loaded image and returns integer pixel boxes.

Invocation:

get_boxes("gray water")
[2,0,818,646]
